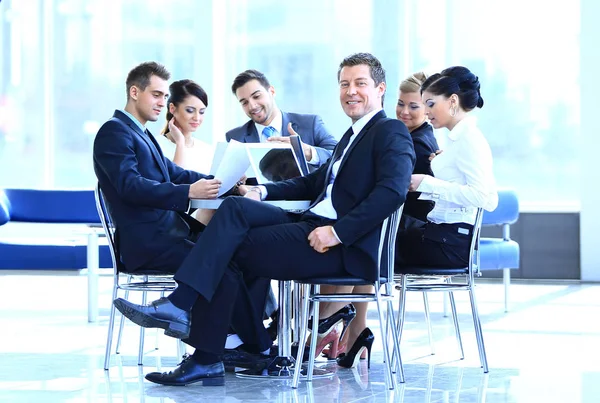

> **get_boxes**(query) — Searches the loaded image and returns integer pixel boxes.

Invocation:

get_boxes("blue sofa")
[0,188,112,270]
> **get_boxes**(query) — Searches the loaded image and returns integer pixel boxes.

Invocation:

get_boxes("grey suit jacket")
[225,111,337,169]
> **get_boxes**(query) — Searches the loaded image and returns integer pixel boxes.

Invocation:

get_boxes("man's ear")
[129,86,138,101]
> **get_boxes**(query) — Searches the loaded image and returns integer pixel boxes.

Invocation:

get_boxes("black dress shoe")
[145,355,224,386]
[113,297,191,339]
[222,348,274,372]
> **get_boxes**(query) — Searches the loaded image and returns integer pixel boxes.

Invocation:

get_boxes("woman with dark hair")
[396,66,498,269]
[155,79,213,174]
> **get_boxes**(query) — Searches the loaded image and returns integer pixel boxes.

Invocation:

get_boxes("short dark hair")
[338,53,386,105]
[125,62,170,99]
[421,66,484,111]
[162,79,209,135]
[337,52,386,86]
[231,69,271,95]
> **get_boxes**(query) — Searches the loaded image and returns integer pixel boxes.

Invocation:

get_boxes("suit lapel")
[337,110,386,173]
[244,121,260,143]
[281,111,296,137]
[113,111,170,180]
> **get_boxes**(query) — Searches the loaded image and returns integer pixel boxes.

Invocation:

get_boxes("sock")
[225,334,244,350]
[168,282,199,311]
[192,349,220,365]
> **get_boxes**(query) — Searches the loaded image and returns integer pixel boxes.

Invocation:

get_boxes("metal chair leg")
[468,285,488,372]
[115,286,130,354]
[138,291,147,366]
[448,291,464,359]
[375,289,396,390]
[292,284,311,388]
[306,285,321,382]
[503,268,510,312]
[422,292,435,355]
[386,298,405,383]
[103,285,119,370]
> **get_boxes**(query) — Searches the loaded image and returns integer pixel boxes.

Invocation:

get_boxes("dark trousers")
[129,222,272,353]
[395,221,473,269]
[174,196,350,355]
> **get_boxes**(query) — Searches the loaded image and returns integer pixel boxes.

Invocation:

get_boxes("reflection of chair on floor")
[95,184,184,370]
[395,208,489,372]
[292,207,405,390]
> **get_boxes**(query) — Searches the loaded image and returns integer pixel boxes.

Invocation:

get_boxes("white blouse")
[416,116,498,225]
[154,134,214,175]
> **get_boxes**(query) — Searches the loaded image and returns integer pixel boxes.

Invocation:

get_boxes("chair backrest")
[378,204,404,283]
[482,189,519,226]
[469,208,485,276]
[94,183,122,274]
[2,188,101,224]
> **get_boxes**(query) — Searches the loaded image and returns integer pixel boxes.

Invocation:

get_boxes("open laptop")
[246,135,309,184]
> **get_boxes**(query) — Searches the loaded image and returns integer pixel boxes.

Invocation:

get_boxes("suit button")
[442,237,447,242]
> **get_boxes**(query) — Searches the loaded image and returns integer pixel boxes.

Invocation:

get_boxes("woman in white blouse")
[396,66,498,268]
[156,79,214,174]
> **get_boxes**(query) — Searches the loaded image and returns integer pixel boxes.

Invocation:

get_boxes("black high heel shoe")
[309,304,356,340]
[336,328,374,369]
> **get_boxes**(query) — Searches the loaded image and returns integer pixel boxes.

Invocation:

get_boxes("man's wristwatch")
[247,186,263,199]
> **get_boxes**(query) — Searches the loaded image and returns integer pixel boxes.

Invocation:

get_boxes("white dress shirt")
[255,110,319,164]
[417,115,498,225]
[309,108,382,220]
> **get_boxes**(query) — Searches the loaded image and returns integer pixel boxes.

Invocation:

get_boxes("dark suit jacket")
[225,111,337,169]
[264,111,415,281]
[93,110,208,271]
[403,121,439,222]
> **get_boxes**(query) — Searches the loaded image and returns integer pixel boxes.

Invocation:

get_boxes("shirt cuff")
[258,185,268,200]
[416,175,441,200]
[307,146,320,165]
[331,227,342,244]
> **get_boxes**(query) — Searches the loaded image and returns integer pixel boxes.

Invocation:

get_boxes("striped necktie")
[262,126,276,139]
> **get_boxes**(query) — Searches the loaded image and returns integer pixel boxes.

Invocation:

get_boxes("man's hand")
[308,225,340,253]
[267,123,313,161]
[167,118,185,145]
[429,149,443,161]
[409,174,428,192]
[189,178,222,199]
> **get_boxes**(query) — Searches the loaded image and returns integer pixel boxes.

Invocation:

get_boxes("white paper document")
[212,140,250,196]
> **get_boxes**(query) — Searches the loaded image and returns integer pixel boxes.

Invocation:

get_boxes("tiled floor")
[0,271,599,402]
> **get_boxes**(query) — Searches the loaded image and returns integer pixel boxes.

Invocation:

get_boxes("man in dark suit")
[226,69,337,172]
[93,62,277,369]
[114,53,415,387]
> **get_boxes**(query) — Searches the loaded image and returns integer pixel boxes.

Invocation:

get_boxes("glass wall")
[0,0,581,209]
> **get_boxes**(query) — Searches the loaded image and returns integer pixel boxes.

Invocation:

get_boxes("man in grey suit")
[226,69,337,172]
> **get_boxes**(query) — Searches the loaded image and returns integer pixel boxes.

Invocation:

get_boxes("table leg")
[87,231,99,323]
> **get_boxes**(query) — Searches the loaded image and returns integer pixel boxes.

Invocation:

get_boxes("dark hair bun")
[422,66,483,111]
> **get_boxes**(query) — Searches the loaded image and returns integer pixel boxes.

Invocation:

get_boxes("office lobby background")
[0,0,597,281]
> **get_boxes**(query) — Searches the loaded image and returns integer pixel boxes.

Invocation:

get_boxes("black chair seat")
[296,276,388,286]
[395,266,469,276]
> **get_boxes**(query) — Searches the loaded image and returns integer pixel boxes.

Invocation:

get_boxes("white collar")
[351,108,382,135]
[255,109,283,135]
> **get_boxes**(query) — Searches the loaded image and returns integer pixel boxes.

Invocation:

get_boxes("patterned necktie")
[262,126,276,139]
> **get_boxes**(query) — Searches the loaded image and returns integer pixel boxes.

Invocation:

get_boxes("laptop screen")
[246,141,306,184]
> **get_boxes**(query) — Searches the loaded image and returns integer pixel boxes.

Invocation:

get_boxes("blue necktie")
[262,126,276,139]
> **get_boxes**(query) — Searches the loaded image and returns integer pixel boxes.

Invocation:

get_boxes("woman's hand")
[429,149,443,161]
[409,174,427,192]
[168,118,185,145]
